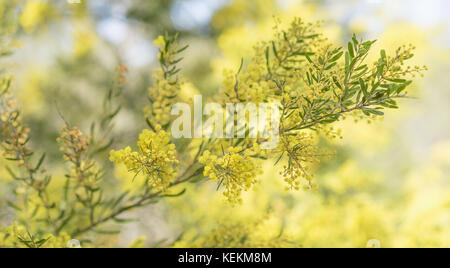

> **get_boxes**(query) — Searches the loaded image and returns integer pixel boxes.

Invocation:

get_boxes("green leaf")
[5,166,19,180]
[175,45,189,54]
[94,229,121,235]
[333,76,343,90]
[169,57,184,65]
[102,106,122,126]
[189,175,206,183]
[364,108,384,116]
[113,217,138,224]
[385,78,407,83]
[112,191,130,208]
[319,114,339,124]
[345,52,350,73]
[35,238,50,248]
[348,42,355,58]
[265,46,271,73]
[295,52,315,57]
[362,40,377,50]
[352,34,359,48]
[318,56,324,65]
[325,62,337,70]
[7,201,22,211]
[306,72,312,85]
[274,152,285,166]
[359,78,368,97]
[304,34,319,39]
[351,68,368,80]
[355,64,368,72]
[372,82,381,92]
[329,51,343,62]
[162,188,186,198]
[380,50,387,62]
[34,153,46,171]
[92,139,114,155]
[237,58,244,74]
[272,41,279,60]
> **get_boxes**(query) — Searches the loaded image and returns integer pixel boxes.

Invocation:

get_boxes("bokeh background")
[1,0,449,247]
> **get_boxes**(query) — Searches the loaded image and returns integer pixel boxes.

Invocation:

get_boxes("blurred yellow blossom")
[19,0,56,33]
[0,222,71,248]
[153,35,165,47]
[73,27,96,58]
[128,236,147,248]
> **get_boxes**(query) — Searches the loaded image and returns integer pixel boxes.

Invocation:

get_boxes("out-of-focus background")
[1,0,449,247]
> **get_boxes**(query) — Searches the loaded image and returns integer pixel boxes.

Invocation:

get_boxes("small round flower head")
[110,127,179,192]
[199,146,262,205]
[153,35,165,47]
[0,222,71,248]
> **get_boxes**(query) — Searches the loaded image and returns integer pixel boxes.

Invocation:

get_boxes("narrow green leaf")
[380,50,387,62]
[348,42,355,58]
[329,51,343,62]
[345,52,350,73]
[359,78,368,96]
[7,201,22,211]
[34,153,46,171]
[272,41,279,60]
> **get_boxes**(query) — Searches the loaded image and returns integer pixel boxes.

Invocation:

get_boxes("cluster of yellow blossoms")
[144,68,182,125]
[144,35,185,126]
[110,127,179,192]
[218,19,334,200]
[57,125,88,163]
[185,219,295,248]
[278,133,332,191]
[0,222,71,248]
[57,125,102,192]
[114,18,425,206]
[199,146,263,204]
[0,77,33,169]
[386,44,428,79]
[222,48,276,104]
[19,0,56,33]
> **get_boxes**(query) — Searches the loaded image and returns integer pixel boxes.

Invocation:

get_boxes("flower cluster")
[57,125,89,163]
[110,127,179,192]
[199,146,262,204]
[0,78,33,170]
[144,68,182,125]
[278,133,333,191]
[19,0,56,33]
[382,44,427,79]
[144,35,187,126]
[0,222,71,248]
[214,18,427,200]
[185,219,295,248]
[222,47,277,104]
[57,125,102,191]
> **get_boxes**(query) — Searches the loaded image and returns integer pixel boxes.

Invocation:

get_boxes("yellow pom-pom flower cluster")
[199,146,262,204]
[144,35,186,126]
[110,127,179,192]
[0,222,71,248]
[19,0,56,33]
[278,133,330,191]
[222,46,277,104]
[183,218,295,248]
[144,68,182,125]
